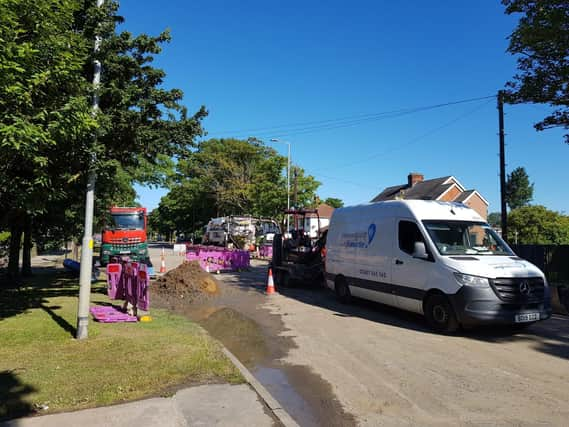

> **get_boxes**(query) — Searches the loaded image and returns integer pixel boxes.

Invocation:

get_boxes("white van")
[325,200,551,332]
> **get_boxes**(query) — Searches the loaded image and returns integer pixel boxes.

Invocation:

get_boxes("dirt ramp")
[153,261,220,304]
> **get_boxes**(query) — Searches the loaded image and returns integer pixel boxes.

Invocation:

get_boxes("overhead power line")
[205,95,496,139]
[308,98,494,176]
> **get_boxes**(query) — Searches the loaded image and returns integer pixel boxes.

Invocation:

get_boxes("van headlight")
[454,272,489,288]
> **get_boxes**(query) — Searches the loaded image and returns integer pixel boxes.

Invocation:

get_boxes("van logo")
[519,281,531,295]
[368,224,376,244]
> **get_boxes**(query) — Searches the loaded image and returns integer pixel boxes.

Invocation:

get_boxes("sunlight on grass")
[0,272,243,420]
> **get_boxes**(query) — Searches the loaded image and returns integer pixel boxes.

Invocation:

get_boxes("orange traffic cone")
[159,247,166,273]
[266,268,276,295]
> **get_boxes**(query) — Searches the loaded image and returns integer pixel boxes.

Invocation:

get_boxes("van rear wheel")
[424,294,459,333]
[335,278,351,304]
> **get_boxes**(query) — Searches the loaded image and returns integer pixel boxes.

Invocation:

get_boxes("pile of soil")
[153,261,220,304]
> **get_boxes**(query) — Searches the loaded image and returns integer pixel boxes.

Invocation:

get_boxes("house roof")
[371,176,453,202]
[454,189,476,203]
[305,203,335,218]
[453,189,490,206]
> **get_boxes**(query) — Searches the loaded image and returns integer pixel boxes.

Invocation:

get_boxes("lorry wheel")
[424,294,459,333]
[335,277,351,304]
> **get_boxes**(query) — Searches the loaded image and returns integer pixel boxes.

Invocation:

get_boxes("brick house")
[370,173,489,219]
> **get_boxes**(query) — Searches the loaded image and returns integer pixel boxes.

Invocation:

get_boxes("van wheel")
[281,271,291,288]
[424,294,459,333]
[276,270,291,288]
[335,278,351,304]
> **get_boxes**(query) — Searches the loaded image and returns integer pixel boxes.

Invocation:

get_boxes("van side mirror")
[413,241,429,260]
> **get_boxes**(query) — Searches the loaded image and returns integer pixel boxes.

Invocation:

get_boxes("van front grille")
[489,277,545,304]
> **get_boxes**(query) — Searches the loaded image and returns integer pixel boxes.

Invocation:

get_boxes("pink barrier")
[185,245,250,272]
[259,244,273,259]
[90,305,137,323]
[106,259,150,315]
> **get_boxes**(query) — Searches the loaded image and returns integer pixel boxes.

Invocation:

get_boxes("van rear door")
[391,219,431,313]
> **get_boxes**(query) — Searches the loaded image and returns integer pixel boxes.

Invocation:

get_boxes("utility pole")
[498,90,508,242]
[77,0,104,340]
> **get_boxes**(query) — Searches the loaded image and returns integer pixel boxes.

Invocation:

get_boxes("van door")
[348,216,396,307]
[391,219,432,313]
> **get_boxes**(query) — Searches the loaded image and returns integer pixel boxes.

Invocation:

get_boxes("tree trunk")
[22,216,32,276]
[7,225,22,278]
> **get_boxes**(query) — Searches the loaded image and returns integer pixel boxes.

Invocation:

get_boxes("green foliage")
[487,212,502,228]
[508,205,569,244]
[505,166,534,210]
[0,0,94,223]
[0,0,205,262]
[151,138,321,237]
[323,197,344,208]
[502,0,569,143]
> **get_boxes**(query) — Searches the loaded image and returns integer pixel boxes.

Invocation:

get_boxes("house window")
[398,221,425,255]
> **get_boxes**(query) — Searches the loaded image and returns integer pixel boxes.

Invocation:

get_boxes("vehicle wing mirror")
[413,241,429,260]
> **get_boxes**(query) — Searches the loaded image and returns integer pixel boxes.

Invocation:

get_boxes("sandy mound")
[153,261,219,304]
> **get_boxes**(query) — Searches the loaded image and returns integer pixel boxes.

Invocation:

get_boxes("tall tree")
[505,166,534,209]
[0,0,94,277]
[502,0,569,143]
[151,138,321,236]
[1,0,206,277]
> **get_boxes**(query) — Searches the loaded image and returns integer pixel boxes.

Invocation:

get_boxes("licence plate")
[119,250,131,254]
[515,313,540,323]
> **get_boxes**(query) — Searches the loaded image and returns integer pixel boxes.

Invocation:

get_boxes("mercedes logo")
[519,281,531,295]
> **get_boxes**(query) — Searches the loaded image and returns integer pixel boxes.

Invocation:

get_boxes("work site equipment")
[106,258,150,317]
[203,216,280,251]
[100,206,150,267]
[271,208,327,288]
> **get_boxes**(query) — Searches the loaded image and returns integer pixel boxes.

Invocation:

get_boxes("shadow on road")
[0,371,37,421]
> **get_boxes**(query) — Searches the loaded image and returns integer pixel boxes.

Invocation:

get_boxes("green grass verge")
[0,270,243,421]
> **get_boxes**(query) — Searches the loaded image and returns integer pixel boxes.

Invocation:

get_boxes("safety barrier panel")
[185,245,250,272]
[106,260,150,314]
[259,244,273,259]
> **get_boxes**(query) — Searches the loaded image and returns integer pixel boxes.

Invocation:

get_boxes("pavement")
[1,384,276,427]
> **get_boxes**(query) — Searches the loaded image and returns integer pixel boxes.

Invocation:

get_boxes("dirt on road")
[153,261,219,305]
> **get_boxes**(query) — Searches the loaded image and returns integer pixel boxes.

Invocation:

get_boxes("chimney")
[408,172,424,187]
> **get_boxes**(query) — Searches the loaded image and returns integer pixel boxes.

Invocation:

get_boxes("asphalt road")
[149,245,569,426]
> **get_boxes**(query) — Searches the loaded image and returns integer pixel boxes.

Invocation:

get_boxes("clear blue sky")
[120,0,567,214]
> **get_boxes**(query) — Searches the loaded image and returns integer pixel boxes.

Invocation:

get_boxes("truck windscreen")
[112,214,144,230]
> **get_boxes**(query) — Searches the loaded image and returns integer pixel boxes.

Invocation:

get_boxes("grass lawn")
[0,268,243,421]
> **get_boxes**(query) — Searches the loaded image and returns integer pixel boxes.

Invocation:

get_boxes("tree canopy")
[323,198,344,208]
[505,166,534,210]
[503,0,569,143]
[151,138,322,239]
[508,205,569,244]
[0,0,205,277]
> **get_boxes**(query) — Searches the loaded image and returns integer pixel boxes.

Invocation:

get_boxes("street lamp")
[269,138,290,233]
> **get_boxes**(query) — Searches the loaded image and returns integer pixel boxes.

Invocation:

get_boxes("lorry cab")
[325,200,551,333]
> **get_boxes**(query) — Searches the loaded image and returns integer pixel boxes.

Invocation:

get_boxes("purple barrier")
[106,260,150,315]
[90,306,137,323]
[106,263,122,300]
[185,245,250,272]
[259,244,273,259]
[137,264,150,311]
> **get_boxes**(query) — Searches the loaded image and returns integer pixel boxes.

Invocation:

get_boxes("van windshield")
[422,221,512,256]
